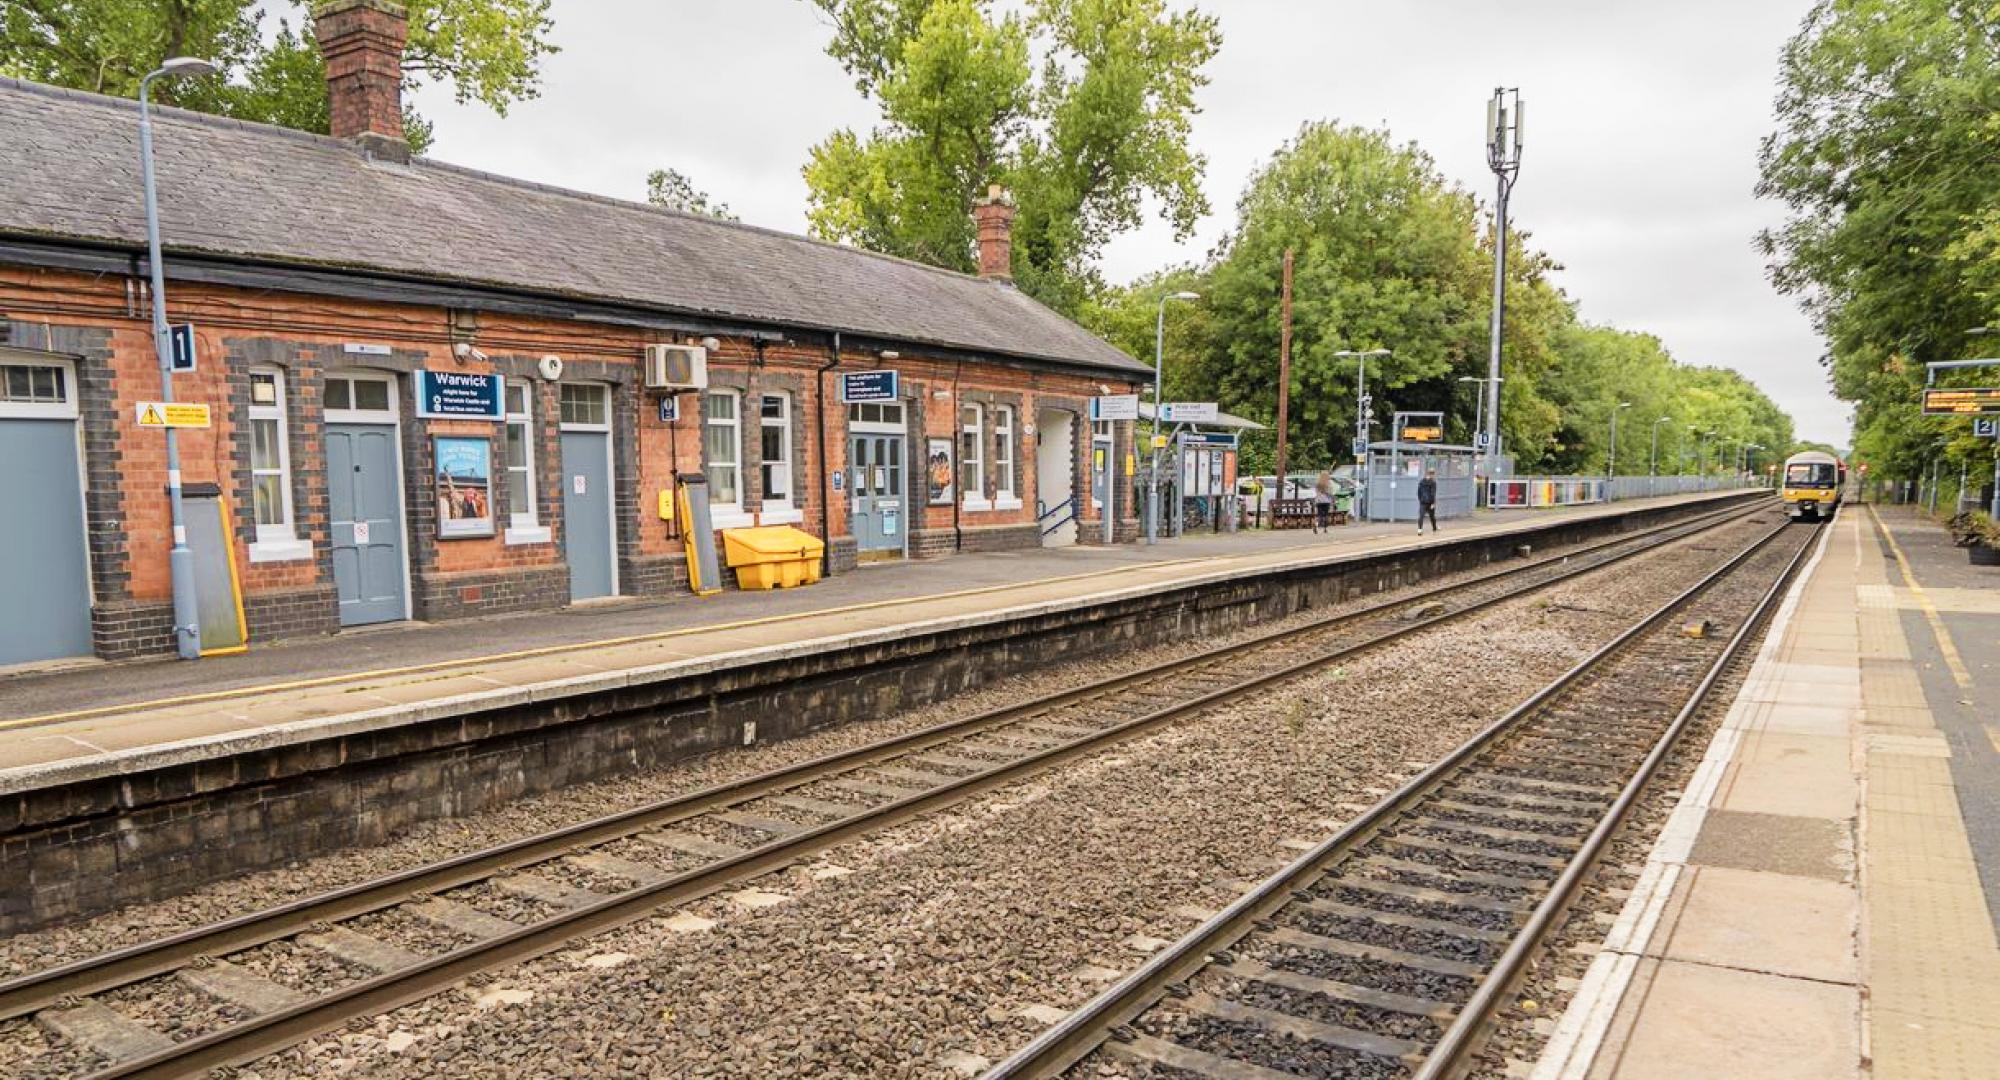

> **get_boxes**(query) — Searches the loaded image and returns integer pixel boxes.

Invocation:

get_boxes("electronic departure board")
[1921,387,2000,414]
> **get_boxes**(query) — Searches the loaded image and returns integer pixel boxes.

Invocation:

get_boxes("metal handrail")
[1038,495,1077,535]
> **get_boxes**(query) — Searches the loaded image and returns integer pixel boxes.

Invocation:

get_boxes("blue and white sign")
[1474,431,1491,451]
[1352,437,1369,457]
[1161,402,1219,423]
[1976,417,1998,438]
[1178,431,1238,448]
[1090,394,1140,421]
[414,369,504,420]
[657,396,680,423]
[169,324,197,373]
[840,370,899,403]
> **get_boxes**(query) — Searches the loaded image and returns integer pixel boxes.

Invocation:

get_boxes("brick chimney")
[971,184,1015,282]
[316,0,409,160]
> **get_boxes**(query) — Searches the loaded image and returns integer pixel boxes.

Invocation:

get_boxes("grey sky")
[406,0,1845,447]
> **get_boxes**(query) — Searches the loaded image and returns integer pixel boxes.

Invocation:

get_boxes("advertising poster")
[927,438,955,505]
[434,435,495,538]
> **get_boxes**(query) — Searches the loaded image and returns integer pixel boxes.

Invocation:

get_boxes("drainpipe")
[818,334,841,576]
[951,357,965,555]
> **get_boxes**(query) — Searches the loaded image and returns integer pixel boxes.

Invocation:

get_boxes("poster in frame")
[927,437,955,505]
[434,435,496,538]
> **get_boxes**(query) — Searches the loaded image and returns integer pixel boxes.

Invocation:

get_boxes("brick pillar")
[316,0,409,160]
[971,185,1015,281]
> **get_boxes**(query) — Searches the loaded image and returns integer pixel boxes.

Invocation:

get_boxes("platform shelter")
[1363,441,1477,522]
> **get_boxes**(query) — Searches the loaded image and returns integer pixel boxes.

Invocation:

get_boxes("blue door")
[0,413,92,665]
[561,429,614,600]
[326,424,407,625]
[849,432,904,556]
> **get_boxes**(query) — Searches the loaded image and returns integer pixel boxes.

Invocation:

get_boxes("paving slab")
[1649,865,1857,983]
[1585,958,1858,1080]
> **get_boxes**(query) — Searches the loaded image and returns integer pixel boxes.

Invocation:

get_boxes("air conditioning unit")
[644,344,709,389]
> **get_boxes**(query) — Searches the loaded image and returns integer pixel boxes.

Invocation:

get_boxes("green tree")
[644,168,738,220]
[1758,0,1998,488]
[0,0,556,153]
[802,0,1220,313]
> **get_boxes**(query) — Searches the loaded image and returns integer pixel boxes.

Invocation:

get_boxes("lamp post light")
[1741,442,1764,486]
[1146,290,1200,545]
[1650,416,1673,495]
[1701,430,1718,482]
[1335,349,1391,518]
[1607,401,1632,479]
[1482,87,1524,487]
[141,55,219,661]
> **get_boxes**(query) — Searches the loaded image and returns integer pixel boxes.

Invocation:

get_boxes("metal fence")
[1488,474,1755,509]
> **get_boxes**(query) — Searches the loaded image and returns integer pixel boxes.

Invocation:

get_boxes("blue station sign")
[169,324,197,373]
[1178,431,1238,448]
[840,370,899,403]
[414,369,504,420]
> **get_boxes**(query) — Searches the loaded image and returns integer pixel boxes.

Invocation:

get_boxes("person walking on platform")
[1417,467,1439,534]
[1313,470,1335,534]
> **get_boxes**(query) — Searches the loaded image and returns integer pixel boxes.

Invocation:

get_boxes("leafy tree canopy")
[1083,123,1796,477]
[1758,0,1998,488]
[802,0,1220,314]
[0,0,557,154]
[645,167,738,221]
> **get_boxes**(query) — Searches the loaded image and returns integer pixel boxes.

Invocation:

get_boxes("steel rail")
[0,499,1765,1025]
[75,513,1785,1079]
[980,517,1809,1080]
[1414,518,1823,1079]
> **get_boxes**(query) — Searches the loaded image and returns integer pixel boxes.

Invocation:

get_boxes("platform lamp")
[141,55,220,661]
[1337,348,1391,518]
[1146,290,1200,545]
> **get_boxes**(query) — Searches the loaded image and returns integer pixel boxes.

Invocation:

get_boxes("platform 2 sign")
[134,401,211,428]
[1921,386,2000,415]
[415,370,504,420]
[1976,417,1998,438]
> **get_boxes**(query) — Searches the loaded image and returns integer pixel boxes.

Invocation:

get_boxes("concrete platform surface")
[1533,505,2000,1080]
[0,490,1752,793]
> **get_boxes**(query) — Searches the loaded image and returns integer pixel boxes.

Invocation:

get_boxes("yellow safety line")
[0,491,1736,735]
[1869,504,1975,691]
[0,551,1264,733]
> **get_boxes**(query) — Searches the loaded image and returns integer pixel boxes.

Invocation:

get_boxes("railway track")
[982,516,1820,1080]
[0,501,1774,1079]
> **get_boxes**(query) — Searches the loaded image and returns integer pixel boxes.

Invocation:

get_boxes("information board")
[414,369,504,420]
[1091,394,1140,421]
[1921,387,2000,415]
[840,370,899,403]
[1161,402,1219,423]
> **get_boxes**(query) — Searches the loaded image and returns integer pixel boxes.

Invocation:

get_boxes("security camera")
[453,342,489,364]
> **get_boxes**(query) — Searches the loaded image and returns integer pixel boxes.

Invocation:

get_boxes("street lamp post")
[1607,401,1632,479]
[1147,290,1199,545]
[1742,443,1764,486]
[1482,88,1524,486]
[1701,431,1718,484]
[1650,416,1673,496]
[140,56,219,661]
[1337,349,1390,519]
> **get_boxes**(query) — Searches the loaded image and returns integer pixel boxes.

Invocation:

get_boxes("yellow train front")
[1781,450,1843,521]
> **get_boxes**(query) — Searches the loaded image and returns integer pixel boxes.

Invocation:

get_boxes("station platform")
[1534,504,2000,1080]
[0,490,1756,795]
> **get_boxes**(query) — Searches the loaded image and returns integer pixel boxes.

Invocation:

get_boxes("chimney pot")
[971,185,1015,282]
[316,0,410,160]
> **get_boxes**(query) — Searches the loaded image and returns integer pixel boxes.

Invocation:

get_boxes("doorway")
[847,402,905,560]
[559,383,617,601]
[0,353,92,664]
[325,373,409,626]
[1037,408,1078,547]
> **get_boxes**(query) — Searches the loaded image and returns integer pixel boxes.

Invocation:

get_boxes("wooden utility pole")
[1274,248,1294,498]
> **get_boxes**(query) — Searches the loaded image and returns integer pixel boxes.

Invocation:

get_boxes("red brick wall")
[0,263,1142,654]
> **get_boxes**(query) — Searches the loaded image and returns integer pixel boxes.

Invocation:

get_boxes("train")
[1780,450,1845,521]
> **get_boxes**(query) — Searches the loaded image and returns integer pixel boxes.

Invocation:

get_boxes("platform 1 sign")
[1921,386,2000,415]
[1090,394,1140,422]
[169,324,197,373]
[134,401,211,428]
[839,370,899,403]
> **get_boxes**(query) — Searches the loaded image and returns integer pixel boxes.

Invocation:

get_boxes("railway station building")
[0,0,1148,666]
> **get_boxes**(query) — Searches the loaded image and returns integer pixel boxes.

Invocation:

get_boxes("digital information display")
[1921,387,2000,415]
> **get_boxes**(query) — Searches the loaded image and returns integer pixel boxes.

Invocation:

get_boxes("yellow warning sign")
[134,401,212,428]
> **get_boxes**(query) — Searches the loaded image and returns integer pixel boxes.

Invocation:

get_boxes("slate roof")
[0,78,1148,376]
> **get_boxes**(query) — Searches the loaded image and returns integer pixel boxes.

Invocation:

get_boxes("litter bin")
[720,526,826,590]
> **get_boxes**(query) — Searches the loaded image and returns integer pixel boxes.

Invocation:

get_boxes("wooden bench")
[1269,498,1349,529]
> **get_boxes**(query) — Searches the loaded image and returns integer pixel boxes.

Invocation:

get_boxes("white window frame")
[960,403,989,511]
[246,366,312,563]
[502,382,550,545]
[705,389,750,528]
[324,372,400,424]
[0,356,78,420]
[759,391,802,524]
[992,404,1020,510]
